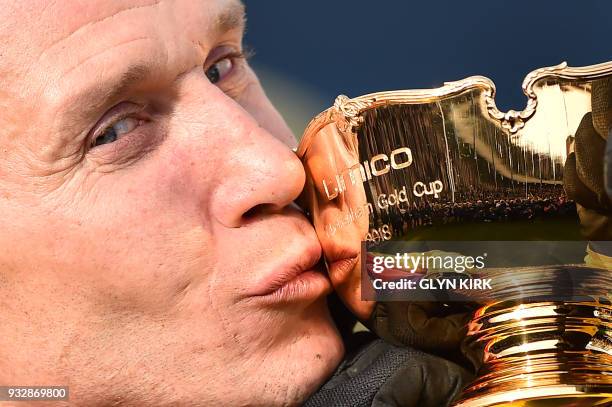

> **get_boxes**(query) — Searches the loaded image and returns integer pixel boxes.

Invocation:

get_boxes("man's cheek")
[38,195,208,315]
[26,139,224,311]
[88,245,215,324]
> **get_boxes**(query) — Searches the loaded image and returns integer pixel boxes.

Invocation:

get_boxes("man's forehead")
[43,0,243,41]
[0,0,244,110]
[11,0,163,35]
[0,0,244,73]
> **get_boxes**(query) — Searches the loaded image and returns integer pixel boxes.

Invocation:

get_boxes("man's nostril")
[242,203,281,221]
[242,204,262,220]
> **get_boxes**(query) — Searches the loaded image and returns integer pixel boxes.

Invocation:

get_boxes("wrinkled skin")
[0,1,343,405]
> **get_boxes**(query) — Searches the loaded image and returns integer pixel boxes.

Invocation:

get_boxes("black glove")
[564,77,612,240]
[305,337,473,407]
[369,301,482,371]
[606,130,612,200]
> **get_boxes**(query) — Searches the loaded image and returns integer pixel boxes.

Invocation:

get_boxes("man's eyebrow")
[63,63,155,133]
[100,63,153,105]
[215,1,246,34]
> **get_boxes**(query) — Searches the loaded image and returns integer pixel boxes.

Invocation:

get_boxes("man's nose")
[209,123,306,228]
[173,71,306,228]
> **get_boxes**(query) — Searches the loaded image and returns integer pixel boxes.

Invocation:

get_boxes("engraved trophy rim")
[296,60,612,158]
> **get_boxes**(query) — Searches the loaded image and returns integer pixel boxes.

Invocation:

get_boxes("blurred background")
[243,0,612,138]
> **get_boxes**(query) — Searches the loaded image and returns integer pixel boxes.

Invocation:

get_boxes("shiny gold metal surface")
[296,61,612,406]
[454,265,612,406]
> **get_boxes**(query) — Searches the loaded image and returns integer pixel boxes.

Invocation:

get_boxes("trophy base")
[454,296,612,407]
[456,356,611,405]
[456,388,612,407]
[447,261,612,407]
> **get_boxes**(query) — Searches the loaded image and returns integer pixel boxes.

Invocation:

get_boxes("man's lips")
[250,241,331,303]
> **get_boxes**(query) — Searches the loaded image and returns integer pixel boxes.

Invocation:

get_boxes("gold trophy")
[296,61,612,406]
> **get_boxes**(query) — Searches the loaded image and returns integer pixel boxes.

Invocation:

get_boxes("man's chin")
[286,302,345,404]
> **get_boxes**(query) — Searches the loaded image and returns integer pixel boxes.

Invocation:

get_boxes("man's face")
[0,1,342,405]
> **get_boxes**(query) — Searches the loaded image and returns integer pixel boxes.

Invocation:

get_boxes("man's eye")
[92,117,139,147]
[205,57,234,84]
